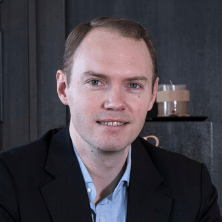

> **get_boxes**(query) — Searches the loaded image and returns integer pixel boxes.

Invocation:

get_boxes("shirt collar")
[72,144,131,187]
[120,146,131,186]
[73,145,93,184]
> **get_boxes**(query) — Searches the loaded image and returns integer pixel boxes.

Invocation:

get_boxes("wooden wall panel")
[36,0,66,136]
[140,122,214,175]
[0,0,67,148]
[0,0,29,150]
[28,0,38,141]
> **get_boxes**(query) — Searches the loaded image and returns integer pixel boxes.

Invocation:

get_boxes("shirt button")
[87,188,91,193]
[100,217,105,222]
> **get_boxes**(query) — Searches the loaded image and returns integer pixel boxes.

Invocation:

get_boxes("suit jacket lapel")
[127,137,172,222]
[40,126,92,222]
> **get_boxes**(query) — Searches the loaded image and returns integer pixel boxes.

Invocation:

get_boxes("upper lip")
[97,119,128,123]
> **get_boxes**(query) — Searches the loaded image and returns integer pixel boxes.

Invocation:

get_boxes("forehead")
[72,28,153,78]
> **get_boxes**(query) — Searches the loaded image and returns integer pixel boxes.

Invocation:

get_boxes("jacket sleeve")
[0,159,19,222]
[196,163,222,221]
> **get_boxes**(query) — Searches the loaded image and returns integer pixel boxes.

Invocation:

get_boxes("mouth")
[96,121,128,126]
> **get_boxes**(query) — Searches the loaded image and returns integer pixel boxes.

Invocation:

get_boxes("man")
[0,17,221,222]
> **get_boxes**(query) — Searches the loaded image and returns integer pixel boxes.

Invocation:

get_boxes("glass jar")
[157,84,190,117]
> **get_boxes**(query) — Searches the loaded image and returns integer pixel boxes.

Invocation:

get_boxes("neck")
[69,123,130,204]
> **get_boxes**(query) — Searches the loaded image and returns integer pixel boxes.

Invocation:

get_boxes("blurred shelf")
[146,116,208,121]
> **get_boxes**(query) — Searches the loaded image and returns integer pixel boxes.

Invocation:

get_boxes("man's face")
[64,28,158,153]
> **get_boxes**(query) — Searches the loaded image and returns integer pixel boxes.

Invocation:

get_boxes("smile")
[97,121,127,126]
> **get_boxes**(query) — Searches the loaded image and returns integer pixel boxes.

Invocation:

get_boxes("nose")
[103,87,126,111]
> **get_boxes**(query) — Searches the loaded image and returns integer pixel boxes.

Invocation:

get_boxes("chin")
[95,141,131,153]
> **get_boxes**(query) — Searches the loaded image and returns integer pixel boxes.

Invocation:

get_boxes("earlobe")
[56,70,69,105]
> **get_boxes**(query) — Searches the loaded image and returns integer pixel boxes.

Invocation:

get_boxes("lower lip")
[97,122,128,132]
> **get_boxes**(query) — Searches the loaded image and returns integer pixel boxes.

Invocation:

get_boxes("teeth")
[100,121,125,126]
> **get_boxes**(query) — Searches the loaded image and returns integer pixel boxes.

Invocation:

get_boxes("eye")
[89,80,102,85]
[129,83,142,89]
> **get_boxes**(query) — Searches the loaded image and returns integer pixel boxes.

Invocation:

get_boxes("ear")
[148,77,159,111]
[56,70,69,105]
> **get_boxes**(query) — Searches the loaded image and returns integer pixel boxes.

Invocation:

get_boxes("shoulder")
[135,136,222,221]
[0,127,63,168]
[136,136,203,185]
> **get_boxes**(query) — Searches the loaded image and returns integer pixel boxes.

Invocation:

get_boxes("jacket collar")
[127,137,172,222]
[41,125,92,222]
[41,126,172,222]
[43,125,76,178]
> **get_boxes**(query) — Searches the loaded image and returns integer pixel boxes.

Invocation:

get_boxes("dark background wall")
[0,0,222,212]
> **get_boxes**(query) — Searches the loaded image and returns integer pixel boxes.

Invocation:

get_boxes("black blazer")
[0,125,221,222]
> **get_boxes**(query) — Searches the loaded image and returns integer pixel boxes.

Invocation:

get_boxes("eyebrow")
[83,71,148,82]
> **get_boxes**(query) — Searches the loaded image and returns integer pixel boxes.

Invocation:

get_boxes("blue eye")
[90,80,101,85]
[130,83,141,88]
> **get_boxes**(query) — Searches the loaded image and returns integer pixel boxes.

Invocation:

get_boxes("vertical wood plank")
[0,2,3,150]
[28,0,38,141]
[0,31,3,123]
[36,0,66,136]
[1,0,29,150]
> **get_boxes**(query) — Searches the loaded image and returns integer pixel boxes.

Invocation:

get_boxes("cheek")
[130,94,150,112]
[133,104,146,118]
[68,86,100,121]
[75,93,99,116]
[130,98,151,123]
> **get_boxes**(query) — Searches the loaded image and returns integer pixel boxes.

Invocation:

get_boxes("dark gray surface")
[0,0,30,149]
[140,121,222,212]
[28,0,38,141]
[36,0,66,136]
[0,0,66,150]
[140,122,213,175]
[0,31,3,122]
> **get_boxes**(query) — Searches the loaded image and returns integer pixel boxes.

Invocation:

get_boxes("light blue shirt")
[73,144,131,222]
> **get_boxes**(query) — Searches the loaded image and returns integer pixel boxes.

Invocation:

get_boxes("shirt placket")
[95,196,112,222]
